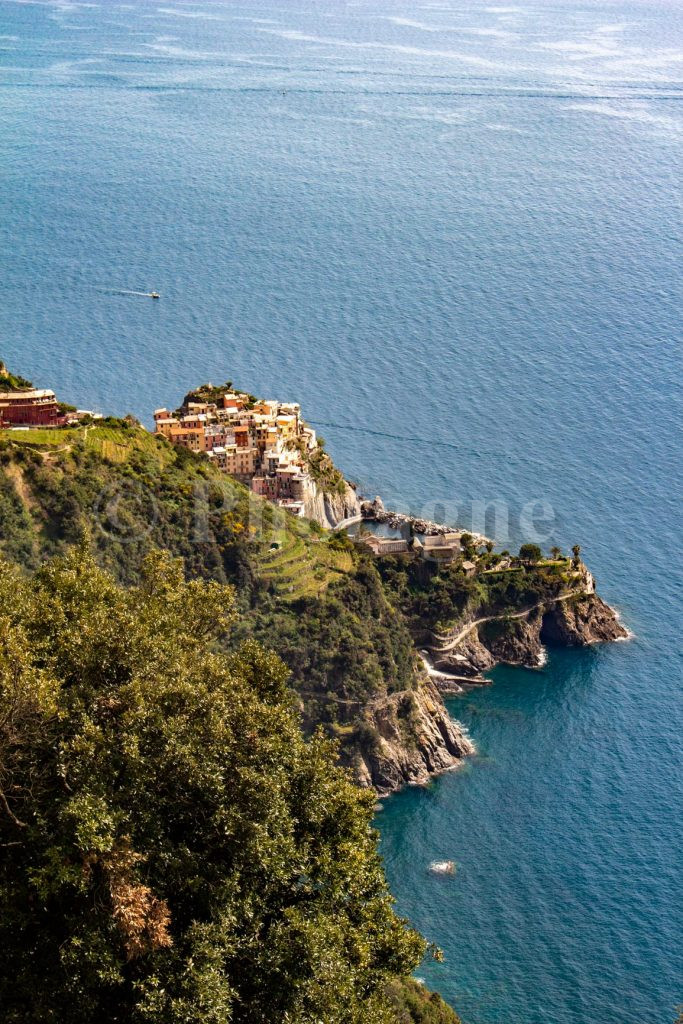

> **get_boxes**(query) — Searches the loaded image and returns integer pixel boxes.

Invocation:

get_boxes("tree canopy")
[519,543,542,563]
[0,549,425,1023]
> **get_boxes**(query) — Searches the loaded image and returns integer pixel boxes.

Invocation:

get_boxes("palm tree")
[551,545,562,561]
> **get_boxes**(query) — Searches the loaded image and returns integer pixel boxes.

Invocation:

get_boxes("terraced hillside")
[258,527,354,601]
[0,422,168,456]
[0,420,419,739]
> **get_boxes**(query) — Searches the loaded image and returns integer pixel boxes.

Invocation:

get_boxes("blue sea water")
[0,1,681,1021]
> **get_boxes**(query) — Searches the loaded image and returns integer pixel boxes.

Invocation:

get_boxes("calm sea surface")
[1,1,681,1021]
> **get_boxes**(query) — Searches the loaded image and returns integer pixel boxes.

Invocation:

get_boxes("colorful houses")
[154,387,320,515]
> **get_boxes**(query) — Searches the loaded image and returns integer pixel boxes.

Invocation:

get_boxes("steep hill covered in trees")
[0,547,461,1023]
[0,421,472,791]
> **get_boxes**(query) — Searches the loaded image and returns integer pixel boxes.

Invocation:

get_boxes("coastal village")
[153,384,323,519]
[0,364,582,580]
[152,383,486,564]
[0,360,623,763]
[0,365,481,564]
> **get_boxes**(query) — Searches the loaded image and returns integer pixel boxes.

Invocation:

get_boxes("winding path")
[431,589,587,654]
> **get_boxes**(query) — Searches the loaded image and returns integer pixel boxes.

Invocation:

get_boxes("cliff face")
[347,679,475,796]
[433,632,495,676]
[481,610,545,667]
[540,593,628,646]
[430,593,626,688]
[428,593,627,683]
[303,480,361,529]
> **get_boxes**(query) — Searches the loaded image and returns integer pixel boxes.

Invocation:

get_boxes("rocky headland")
[345,585,627,796]
[426,589,627,690]
[0,364,629,802]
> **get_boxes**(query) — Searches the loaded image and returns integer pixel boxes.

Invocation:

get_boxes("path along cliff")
[426,583,627,685]
[345,583,626,795]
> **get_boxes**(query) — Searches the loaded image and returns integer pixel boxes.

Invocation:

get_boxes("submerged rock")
[429,860,456,876]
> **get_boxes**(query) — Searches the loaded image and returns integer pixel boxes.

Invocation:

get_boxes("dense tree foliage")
[239,559,416,711]
[519,543,542,563]
[0,411,586,1024]
[0,549,426,1023]
[377,551,572,636]
[0,431,580,756]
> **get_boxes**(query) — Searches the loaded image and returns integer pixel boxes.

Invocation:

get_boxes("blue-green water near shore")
[1,1,681,1021]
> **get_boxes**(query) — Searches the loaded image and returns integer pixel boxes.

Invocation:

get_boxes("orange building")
[167,426,206,453]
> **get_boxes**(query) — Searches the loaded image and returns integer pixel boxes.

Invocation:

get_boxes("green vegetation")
[178,381,234,409]
[0,360,32,391]
[384,979,461,1024]
[0,549,426,1023]
[0,422,582,716]
[377,547,581,637]
[0,424,416,736]
[0,422,169,456]
[287,435,347,497]
[256,525,353,601]
[0,427,80,445]
[519,543,542,563]
[0,389,593,1024]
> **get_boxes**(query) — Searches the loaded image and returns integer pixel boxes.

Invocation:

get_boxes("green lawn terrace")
[0,422,169,463]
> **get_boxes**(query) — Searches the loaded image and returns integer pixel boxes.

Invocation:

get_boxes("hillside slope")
[0,421,470,790]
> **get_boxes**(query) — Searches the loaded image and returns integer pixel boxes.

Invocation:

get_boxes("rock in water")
[429,860,456,875]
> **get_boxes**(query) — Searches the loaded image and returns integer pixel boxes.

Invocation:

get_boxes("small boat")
[429,860,456,876]
[149,292,160,299]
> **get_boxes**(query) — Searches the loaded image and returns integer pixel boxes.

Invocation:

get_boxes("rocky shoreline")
[361,496,470,537]
[428,591,627,683]
[326,481,629,797]
[350,589,627,796]
[347,679,476,796]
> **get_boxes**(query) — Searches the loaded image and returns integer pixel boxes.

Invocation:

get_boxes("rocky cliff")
[540,592,628,646]
[428,592,627,682]
[347,678,475,796]
[303,479,361,529]
[480,610,546,667]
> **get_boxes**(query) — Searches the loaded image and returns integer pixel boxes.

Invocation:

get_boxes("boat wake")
[99,288,160,298]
